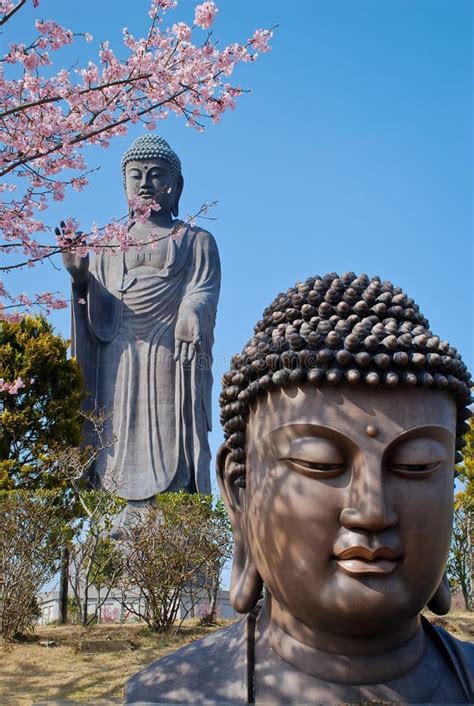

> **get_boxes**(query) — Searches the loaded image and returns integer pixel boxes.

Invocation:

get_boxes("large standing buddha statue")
[63,135,221,512]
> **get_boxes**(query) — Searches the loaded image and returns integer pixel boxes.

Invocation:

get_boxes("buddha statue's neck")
[147,211,175,228]
[258,593,426,685]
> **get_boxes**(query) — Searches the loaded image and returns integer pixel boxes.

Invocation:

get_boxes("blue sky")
[5,0,473,498]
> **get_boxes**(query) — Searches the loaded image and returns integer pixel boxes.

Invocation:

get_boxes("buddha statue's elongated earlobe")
[171,174,184,218]
[216,444,263,613]
[229,534,263,613]
[427,572,452,615]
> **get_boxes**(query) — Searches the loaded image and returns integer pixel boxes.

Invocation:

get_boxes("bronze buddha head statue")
[218,272,471,633]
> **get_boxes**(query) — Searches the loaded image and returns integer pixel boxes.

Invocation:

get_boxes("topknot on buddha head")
[121,134,182,184]
[219,272,472,484]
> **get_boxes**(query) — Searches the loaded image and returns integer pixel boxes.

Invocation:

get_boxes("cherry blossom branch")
[1,88,190,176]
[0,0,28,27]
[0,201,218,272]
[0,75,154,119]
[0,0,273,318]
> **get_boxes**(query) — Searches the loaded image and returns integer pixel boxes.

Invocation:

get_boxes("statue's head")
[121,135,184,217]
[217,272,472,635]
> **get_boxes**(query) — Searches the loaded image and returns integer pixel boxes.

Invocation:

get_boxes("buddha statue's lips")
[335,546,400,561]
[334,546,401,575]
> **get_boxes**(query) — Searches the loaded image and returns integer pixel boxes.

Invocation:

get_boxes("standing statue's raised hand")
[57,220,90,287]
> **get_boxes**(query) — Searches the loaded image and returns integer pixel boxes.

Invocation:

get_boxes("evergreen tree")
[0,315,83,493]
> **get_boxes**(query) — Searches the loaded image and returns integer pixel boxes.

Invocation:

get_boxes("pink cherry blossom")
[249,29,273,54]
[172,21,192,42]
[194,1,218,30]
[149,0,177,19]
[51,298,68,309]
[0,377,26,394]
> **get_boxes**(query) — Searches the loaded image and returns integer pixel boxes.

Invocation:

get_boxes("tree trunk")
[461,585,471,610]
[467,513,473,610]
[58,545,69,625]
[208,576,219,623]
[120,590,125,623]
[82,584,89,626]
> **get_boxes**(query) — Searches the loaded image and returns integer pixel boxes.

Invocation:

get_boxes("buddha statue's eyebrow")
[383,425,455,447]
[148,166,166,173]
[262,423,349,445]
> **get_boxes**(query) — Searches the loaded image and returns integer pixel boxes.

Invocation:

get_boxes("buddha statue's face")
[228,385,456,635]
[125,158,176,214]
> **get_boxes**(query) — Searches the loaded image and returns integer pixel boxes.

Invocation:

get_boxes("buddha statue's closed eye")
[126,272,473,704]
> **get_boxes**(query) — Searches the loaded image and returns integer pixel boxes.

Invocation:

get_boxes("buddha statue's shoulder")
[449,630,474,666]
[182,223,219,251]
[124,618,248,705]
[427,620,474,699]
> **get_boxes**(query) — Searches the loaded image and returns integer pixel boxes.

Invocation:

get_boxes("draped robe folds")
[71,227,220,500]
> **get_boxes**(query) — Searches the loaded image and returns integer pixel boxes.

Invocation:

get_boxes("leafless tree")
[68,489,125,626]
[52,414,124,626]
[0,491,63,643]
[117,493,233,633]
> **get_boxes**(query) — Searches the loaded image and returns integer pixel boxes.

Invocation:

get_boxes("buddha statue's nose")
[340,461,398,532]
[139,172,151,191]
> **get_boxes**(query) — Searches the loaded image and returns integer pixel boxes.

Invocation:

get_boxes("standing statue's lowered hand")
[174,311,201,363]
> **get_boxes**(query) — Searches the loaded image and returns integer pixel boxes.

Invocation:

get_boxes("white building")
[37,588,236,625]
